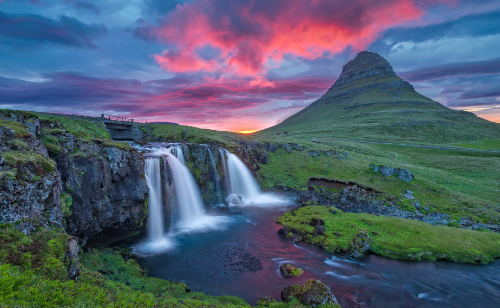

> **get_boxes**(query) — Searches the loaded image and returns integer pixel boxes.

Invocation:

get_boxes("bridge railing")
[101,114,134,124]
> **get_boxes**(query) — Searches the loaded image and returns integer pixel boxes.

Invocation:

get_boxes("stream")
[122,199,500,308]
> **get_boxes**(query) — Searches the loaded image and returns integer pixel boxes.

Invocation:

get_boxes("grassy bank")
[277,206,500,263]
[256,140,500,224]
[0,223,338,307]
[139,123,242,146]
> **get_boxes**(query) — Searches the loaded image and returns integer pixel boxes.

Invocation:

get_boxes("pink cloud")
[147,0,450,76]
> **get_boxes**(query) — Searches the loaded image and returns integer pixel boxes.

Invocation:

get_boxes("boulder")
[281,284,301,303]
[280,263,304,277]
[226,194,243,205]
[309,217,325,226]
[370,164,414,182]
[398,169,414,182]
[349,231,372,258]
[313,225,326,236]
[291,234,301,243]
[403,190,415,200]
[277,226,289,235]
[379,166,396,177]
[282,280,338,307]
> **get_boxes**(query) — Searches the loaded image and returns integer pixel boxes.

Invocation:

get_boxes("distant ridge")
[261,51,500,144]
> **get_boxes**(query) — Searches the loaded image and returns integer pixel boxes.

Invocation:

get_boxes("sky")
[0,0,499,132]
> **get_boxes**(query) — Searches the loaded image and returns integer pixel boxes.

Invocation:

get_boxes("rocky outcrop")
[282,280,339,307]
[1,112,149,244]
[47,134,149,244]
[0,123,63,234]
[369,164,414,182]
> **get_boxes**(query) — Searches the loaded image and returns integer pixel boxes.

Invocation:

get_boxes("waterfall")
[165,152,205,226]
[145,158,165,242]
[207,147,223,205]
[165,149,228,231]
[225,150,261,203]
[219,148,230,193]
[173,146,186,165]
[136,146,230,254]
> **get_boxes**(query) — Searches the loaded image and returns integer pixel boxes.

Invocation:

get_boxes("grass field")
[256,139,500,223]
[278,206,500,263]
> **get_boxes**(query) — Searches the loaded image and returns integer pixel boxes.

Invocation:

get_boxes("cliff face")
[0,111,148,244]
[40,119,149,245]
[0,116,62,234]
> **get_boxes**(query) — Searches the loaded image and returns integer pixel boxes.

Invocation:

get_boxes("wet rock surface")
[143,242,263,283]
[52,137,148,245]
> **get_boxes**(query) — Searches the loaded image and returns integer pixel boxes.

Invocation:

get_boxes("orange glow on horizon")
[236,130,257,134]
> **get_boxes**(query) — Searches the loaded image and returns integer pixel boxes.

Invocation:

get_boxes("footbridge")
[101,114,143,141]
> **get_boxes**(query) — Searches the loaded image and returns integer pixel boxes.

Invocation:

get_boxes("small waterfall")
[173,146,186,165]
[219,148,230,193]
[207,147,223,205]
[225,150,261,203]
[145,158,164,242]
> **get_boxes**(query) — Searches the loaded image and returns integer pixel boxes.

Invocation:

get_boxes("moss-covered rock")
[279,263,304,277]
[281,280,340,307]
[349,231,372,258]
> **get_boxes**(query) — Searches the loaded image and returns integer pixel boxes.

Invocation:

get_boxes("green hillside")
[259,51,500,145]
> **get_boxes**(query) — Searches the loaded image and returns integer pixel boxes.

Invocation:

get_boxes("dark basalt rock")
[277,226,289,235]
[0,124,63,234]
[281,284,301,303]
[54,141,148,245]
[314,225,327,237]
[370,164,414,182]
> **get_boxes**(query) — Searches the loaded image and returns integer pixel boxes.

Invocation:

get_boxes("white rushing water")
[224,149,288,205]
[173,146,186,165]
[140,157,173,252]
[145,158,164,241]
[206,147,223,205]
[226,150,261,202]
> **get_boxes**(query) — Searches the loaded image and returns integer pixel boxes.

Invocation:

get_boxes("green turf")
[139,123,243,146]
[457,139,500,151]
[257,141,500,223]
[278,206,500,263]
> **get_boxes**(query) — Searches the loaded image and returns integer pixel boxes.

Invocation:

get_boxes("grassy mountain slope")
[259,51,500,145]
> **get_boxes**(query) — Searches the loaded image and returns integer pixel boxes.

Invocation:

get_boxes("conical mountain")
[262,51,500,144]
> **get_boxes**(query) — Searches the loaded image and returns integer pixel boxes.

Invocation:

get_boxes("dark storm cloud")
[0,10,107,48]
[458,85,500,100]
[66,1,101,15]
[399,57,500,82]
[0,71,333,118]
[370,10,500,52]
